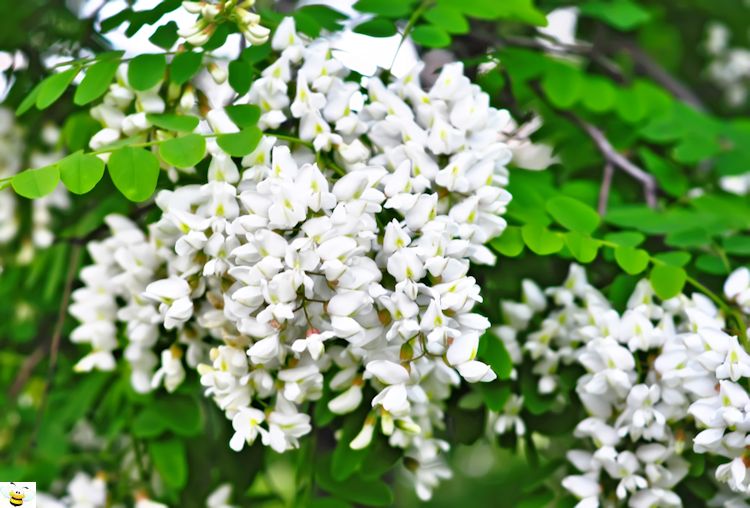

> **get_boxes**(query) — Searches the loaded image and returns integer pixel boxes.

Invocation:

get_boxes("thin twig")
[619,42,706,112]
[7,343,46,399]
[29,243,83,446]
[530,83,658,208]
[598,162,614,216]
[571,114,657,208]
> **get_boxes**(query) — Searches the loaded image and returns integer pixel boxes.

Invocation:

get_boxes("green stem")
[390,0,434,71]
[265,131,314,149]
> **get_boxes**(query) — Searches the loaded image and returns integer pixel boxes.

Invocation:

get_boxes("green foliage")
[8,0,750,507]
[170,51,203,85]
[158,134,207,169]
[36,67,79,109]
[127,53,166,90]
[580,0,651,31]
[147,113,200,132]
[74,55,123,105]
[228,59,253,95]
[650,264,687,299]
[107,147,161,201]
[149,437,189,489]
[216,128,263,156]
[411,25,452,48]
[58,151,106,194]
[11,164,59,198]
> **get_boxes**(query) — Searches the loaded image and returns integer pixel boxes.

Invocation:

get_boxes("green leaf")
[423,5,469,34]
[580,0,651,31]
[331,415,369,481]
[316,455,394,506]
[36,67,80,109]
[490,226,524,257]
[546,196,600,234]
[695,254,729,275]
[520,367,556,415]
[127,53,166,91]
[478,333,513,380]
[132,408,169,438]
[148,438,188,489]
[650,264,687,300]
[107,147,160,201]
[604,231,645,247]
[241,43,272,64]
[228,59,253,95]
[63,112,101,152]
[411,25,451,48]
[581,76,617,113]
[638,148,688,198]
[58,151,105,194]
[521,224,563,255]
[541,63,582,108]
[352,0,414,17]
[11,165,60,198]
[146,113,199,132]
[170,51,203,85]
[149,21,179,49]
[17,82,42,115]
[353,18,397,37]
[614,246,650,275]
[225,104,261,129]
[665,228,711,248]
[133,396,202,438]
[653,251,691,267]
[162,396,203,436]
[724,236,750,255]
[672,133,721,164]
[216,128,262,157]
[564,232,600,263]
[74,56,121,106]
[159,134,207,168]
[478,381,511,412]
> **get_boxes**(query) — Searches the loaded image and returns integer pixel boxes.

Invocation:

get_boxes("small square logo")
[1,483,36,508]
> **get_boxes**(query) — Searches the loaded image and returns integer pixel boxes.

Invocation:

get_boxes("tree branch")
[530,83,658,209]
[598,162,614,216]
[566,110,657,208]
[618,41,706,112]
[29,243,82,447]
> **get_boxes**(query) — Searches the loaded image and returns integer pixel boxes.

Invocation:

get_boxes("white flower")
[229,406,266,451]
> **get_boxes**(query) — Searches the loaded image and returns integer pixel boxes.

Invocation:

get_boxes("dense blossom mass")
[70,17,515,499]
[495,264,750,507]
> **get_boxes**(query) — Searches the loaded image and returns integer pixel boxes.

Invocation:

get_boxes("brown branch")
[29,243,83,447]
[598,162,614,216]
[531,83,657,209]
[568,111,657,208]
[7,343,46,399]
[618,41,706,112]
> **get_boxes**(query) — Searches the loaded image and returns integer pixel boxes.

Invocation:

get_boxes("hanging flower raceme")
[496,264,750,507]
[70,17,514,500]
[179,0,270,47]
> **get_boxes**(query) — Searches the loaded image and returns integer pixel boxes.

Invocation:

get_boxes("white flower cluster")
[71,17,514,500]
[496,264,750,507]
[704,22,750,108]
[180,0,270,47]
